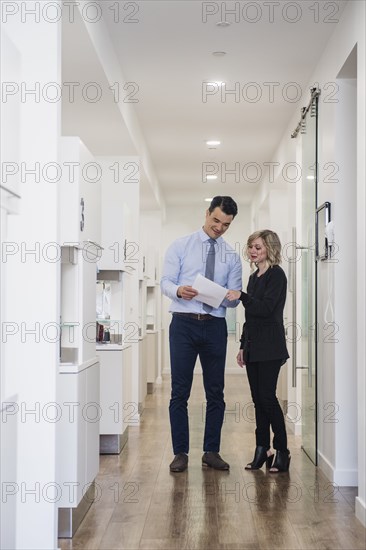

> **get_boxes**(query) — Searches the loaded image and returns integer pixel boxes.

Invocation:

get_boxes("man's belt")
[173,312,216,321]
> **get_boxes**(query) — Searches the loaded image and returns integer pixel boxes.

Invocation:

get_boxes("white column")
[1,4,61,548]
[330,79,357,486]
[97,157,141,419]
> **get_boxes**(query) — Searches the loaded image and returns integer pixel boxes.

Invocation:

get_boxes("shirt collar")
[198,228,222,245]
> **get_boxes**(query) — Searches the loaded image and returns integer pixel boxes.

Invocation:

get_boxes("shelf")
[97,270,123,282]
[60,245,99,368]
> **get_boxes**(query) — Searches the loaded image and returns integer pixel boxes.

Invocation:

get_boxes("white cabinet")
[145,248,158,284]
[99,200,130,270]
[57,138,101,537]
[85,361,100,484]
[60,136,101,246]
[122,345,134,425]
[97,156,140,428]
[138,254,160,399]
[98,157,140,271]
[138,247,147,280]
[99,345,136,453]
[138,339,148,411]
[97,266,138,452]
[57,141,101,538]
[99,349,125,436]
[146,285,158,331]
[57,360,100,538]
[138,278,147,338]
[146,331,158,393]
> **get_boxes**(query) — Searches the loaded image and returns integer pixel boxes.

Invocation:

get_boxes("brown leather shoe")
[169,453,188,472]
[202,452,230,470]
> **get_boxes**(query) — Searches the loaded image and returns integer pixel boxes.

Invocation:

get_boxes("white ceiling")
[62,0,348,210]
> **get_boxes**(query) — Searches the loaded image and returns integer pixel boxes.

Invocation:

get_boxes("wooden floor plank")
[59,372,366,550]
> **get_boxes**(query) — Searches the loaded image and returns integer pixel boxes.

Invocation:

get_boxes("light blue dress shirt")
[160,229,242,317]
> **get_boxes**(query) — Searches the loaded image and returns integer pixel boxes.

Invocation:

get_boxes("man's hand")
[177,285,198,300]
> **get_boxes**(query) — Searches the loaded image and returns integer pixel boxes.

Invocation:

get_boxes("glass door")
[300,97,318,464]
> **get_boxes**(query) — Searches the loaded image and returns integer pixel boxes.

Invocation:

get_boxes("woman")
[227,230,290,473]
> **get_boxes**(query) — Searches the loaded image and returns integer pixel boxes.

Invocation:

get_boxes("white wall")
[247,0,365,525]
[74,2,164,212]
[320,75,357,486]
[1,14,61,550]
[140,210,163,281]
[139,210,164,380]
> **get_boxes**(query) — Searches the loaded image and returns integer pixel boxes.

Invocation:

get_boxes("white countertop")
[59,357,100,374]
[96,343,132,352]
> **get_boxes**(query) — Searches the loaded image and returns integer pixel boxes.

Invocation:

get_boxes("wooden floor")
[59,373,366,550]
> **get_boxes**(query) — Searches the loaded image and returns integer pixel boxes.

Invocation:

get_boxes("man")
[161,196,242,472]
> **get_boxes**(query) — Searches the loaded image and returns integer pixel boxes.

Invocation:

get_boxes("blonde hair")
[246,230,282,268]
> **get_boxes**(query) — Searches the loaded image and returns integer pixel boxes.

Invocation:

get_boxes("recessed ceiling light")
[216,21,231,27]
[206,175,218,180]
[206,140,221,146]
[212,51,227,57]
[205,81,223,86]
[205,197,213,202]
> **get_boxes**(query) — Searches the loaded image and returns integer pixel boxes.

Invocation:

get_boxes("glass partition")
[300,93,319,465]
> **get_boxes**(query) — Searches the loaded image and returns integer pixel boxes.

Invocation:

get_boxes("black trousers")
[245,359,288,451]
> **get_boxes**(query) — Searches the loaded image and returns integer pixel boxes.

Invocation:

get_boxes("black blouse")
[239,265,289,364]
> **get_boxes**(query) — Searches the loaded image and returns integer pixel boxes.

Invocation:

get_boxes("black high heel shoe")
[269,450,291,473]
[245,446,274,470]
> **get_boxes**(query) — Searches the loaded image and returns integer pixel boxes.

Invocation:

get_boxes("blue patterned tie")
[203,238,216,312]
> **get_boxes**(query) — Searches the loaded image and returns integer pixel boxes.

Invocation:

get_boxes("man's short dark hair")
[208,196,238,218]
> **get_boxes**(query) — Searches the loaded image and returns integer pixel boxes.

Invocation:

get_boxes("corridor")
[59,373,366,550]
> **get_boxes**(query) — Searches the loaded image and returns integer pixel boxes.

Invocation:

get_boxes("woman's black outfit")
[239,265,289,452]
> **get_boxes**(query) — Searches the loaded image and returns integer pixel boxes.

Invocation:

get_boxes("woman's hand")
[226,289,241,301]
[236,349,246,368]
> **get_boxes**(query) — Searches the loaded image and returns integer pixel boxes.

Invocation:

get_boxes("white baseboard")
[355,496,366,527]
[318,450,358,486]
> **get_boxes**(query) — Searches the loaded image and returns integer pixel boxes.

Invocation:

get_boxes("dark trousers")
[169,314,227,454]
[246,359,288,451]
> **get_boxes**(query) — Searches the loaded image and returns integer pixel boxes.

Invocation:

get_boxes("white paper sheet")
[192,273,227,309]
